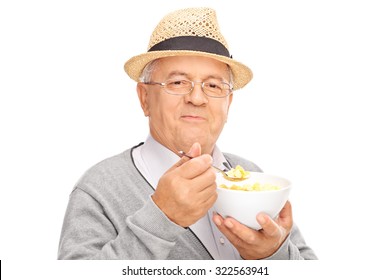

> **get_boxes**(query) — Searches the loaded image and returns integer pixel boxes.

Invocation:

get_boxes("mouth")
[180,115,207,122]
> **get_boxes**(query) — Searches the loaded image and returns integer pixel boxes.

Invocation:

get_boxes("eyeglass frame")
[143,79,233,98]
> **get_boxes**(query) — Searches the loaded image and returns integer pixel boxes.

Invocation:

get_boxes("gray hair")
[139,58,234,88]
[139,60,160,83]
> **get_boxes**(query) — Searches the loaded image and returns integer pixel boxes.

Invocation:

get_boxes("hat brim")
[124,50,252,90]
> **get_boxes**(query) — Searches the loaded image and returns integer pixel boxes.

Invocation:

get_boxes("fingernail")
[214,216,221,226]
[225,220,233,228]
[258,215,266,225]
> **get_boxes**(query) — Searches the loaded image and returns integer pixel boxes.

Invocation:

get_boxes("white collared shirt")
[132,135,241,259]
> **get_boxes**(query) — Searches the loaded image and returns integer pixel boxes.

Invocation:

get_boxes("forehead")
[154,56,230,79]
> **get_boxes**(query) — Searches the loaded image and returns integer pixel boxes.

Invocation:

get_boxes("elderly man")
[58,7,316,260]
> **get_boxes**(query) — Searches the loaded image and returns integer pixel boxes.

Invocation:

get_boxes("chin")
[177,126,217,152]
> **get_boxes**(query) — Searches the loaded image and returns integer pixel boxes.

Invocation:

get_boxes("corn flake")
[226,165,250,179]
[219,182,280,192]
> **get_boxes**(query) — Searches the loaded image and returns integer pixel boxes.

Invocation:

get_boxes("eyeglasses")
[144,79,233,98]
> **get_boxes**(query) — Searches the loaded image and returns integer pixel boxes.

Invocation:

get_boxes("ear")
[137,82,150,117]
[225,92,233,122]
[228,92,233,108]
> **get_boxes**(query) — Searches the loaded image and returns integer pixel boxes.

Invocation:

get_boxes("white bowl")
[214,172,291,230]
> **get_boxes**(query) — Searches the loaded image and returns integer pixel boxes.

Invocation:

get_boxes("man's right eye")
[168,80,189,87]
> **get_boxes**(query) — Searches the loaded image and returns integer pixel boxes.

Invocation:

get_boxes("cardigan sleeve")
[57,187,187,260]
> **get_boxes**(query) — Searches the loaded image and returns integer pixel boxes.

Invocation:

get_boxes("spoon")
[178,151,249,182]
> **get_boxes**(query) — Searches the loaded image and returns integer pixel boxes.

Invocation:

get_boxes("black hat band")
[148,36,231,58]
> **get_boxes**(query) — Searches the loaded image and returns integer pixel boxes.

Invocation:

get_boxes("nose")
[184,81,208,105]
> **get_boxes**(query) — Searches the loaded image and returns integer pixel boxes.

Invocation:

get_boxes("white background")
[1,0,389,279]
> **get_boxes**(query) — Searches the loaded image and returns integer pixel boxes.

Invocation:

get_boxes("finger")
[178,142,213,179]
[221,216,259,245]
[213,213,257,251]
[212,214,243,246]
[167,142,202,172]
[186,142,202,158]
[256,213,281,238]
[276,200,293,230]
[180,154,213,179]
[213,213,224,227]
[168,154,191,171]
[189,167,216,191]
[200,190,218,209]
[196,180,217,201]
[177,142,202,162]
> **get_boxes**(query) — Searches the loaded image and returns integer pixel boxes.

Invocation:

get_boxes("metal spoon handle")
[178,151,223,171]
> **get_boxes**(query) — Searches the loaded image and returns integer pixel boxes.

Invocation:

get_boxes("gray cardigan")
[58,144,317,260]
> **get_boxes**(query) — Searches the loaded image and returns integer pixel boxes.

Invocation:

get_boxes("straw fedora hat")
[124,7,252,90]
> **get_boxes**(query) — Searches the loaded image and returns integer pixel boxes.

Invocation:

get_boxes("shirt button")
[219,237,225,245]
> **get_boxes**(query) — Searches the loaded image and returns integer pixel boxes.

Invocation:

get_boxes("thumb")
[171,143,202,169]
[186,142,202,158]
[276,200,293,231]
